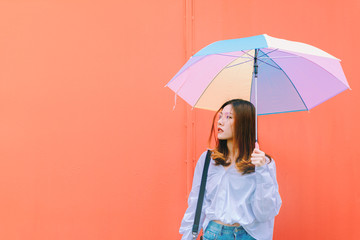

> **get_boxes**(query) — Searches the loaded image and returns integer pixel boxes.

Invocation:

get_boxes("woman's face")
[217,104,234,140]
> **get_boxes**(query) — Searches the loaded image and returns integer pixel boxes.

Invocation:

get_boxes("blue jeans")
[203,221,256,240]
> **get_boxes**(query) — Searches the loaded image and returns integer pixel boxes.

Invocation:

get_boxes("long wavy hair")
[208,99,272,174]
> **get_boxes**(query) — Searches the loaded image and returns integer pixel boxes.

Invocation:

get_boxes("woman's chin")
[218,135,232,141]
[217,135,226,140]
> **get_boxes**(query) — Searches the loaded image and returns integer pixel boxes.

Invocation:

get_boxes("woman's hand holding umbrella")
[251,147,266,167]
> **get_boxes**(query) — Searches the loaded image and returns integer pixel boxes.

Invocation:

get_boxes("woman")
[179,99,282,240]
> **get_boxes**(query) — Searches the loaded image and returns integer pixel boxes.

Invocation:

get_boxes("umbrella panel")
[167,46,350,114]
[195,50,255,110]
[261,49,349,111]
[250,49,308,115]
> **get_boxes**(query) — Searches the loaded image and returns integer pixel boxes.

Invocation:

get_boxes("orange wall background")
[0,0,359,239]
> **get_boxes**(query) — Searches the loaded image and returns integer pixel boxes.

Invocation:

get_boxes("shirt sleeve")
[251,157,282,222]
[179,151,207,240]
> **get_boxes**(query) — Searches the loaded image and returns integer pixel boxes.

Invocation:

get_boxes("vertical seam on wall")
[185,0,195,196]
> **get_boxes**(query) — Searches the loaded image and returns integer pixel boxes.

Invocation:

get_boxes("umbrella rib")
[166,55,207,87]
[277,51,350,90]
[258,48,279,58]
[225,59,254,68]
[170,56,211,101]
[257,58,281,70]
[259,56,302,59]
[241,50,254,59]
[257,49,310,112]
[258,109,308,115]
[305,87,349,111]
[223,49,254,68]
[192,55,248,108]
[215,53,253,59]
[259,49,349,89]
[257,49,304,59]
[170,54,234,97]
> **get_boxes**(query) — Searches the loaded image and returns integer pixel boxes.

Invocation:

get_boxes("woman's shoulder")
[265,155,277,171]
[265,155,272,164]
[196,149,213,165]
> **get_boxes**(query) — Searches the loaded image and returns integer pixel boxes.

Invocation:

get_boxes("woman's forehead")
[220,104,233,113]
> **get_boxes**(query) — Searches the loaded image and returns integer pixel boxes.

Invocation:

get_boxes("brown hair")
[208,99,272,174]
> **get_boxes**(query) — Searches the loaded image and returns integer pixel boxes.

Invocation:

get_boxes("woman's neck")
[227,139,237,163]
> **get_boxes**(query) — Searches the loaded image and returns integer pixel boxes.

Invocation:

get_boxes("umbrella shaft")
[254,49,259,78]
[254,49,259,143]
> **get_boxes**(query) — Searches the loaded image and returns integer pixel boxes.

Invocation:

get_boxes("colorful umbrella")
[165,34,350,142]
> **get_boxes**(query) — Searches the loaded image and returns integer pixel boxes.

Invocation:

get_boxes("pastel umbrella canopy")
[166,34,350,115]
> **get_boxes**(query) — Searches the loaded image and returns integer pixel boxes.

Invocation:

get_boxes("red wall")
[0,0,359,239]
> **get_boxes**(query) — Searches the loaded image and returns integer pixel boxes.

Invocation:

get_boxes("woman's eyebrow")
[222,111,233,115]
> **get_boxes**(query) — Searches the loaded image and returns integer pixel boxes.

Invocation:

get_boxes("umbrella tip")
[172,93,178,110]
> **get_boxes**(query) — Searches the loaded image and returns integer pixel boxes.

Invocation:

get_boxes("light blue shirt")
[179,151,282,240]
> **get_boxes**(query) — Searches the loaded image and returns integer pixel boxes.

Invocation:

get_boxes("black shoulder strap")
[191,150,211,239]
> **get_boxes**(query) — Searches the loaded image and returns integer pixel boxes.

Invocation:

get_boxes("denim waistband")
[207,221,244,233]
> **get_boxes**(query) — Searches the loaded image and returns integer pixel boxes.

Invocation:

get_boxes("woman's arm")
[251,158,282,222]
[179,151,207,240]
